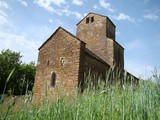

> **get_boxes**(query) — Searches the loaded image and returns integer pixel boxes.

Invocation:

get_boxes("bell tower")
[76,12,124,69]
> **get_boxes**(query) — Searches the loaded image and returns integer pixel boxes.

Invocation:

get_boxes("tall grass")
[1,71,160,120]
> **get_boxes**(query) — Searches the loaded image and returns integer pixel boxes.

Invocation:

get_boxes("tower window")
[51,72,56,87]
[86,17,89,23]
[91,17,94,22]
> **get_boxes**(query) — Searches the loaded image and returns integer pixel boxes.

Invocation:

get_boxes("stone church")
[32,12,138,104]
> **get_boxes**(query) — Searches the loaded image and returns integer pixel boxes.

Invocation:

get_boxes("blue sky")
[0,0,160,78]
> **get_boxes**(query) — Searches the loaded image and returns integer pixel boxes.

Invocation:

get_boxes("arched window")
[51,72,56,87]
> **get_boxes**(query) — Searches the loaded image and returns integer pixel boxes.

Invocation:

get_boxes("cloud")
[143,7,160,21]
[0,14,8,27]
[74,11,83,19]
[0,10,9,29]
[0,31,42,63]
[34,0,83,19]
[108,8,115,13]
[34,0,55,13]
[99,0,115,13]
[0,1,9,9]
[49,19,53,23]
[0,9,7,17]
[18,0,28,7]
[93,5,100,10]
[143,13,159,20]
[114,13,134,22]
[99,0,110,9]
[72,0,83,6]
[34,1,83,19]
[34,0,66,8]
[61,8,83,19]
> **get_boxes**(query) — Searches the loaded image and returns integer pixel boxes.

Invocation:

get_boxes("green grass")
[1,72,160,120]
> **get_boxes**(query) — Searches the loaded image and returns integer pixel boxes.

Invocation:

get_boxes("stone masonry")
[32,12,138,104]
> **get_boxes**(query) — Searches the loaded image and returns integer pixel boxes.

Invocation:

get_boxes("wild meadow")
[0,69,160,120]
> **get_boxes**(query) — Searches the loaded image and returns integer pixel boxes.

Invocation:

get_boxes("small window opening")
[86,17,89,23]
[91,17,94,22]
[51,72,56,87]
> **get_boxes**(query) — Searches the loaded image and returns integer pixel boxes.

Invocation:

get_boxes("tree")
[0,49,36,95]
[16,62,36,94]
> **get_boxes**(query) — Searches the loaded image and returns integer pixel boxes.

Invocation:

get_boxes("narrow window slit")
[51,72,56,87]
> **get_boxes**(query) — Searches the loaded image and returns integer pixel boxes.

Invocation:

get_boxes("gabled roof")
[38,27,85,50]
[76,12,116,27]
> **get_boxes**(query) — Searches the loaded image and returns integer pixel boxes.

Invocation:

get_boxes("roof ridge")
[38,26,85,50]
[76,12,116,27]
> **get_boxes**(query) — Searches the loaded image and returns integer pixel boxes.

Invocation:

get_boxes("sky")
[0,0,160,79]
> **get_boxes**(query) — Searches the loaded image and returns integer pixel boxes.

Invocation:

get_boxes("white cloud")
[52,0,66,6]
[93,5,100,10]
[0,1,9,9]
[34,0,66,15]
[34,0,55,13]
[18,0,28,7]
[61,8,83,19]
[74,11,83,19]
[0,9,7,17]
[143,13,159,20]
[99,0,110,9]
[114,13,134,22]
[49,19,53,23]
[0,14,8,27]
[72,0,83,6]
[0,31,42,63]
[83,13,87,17]
[108,8,114,13]
[34,0,66,8]
[0,10,9,29]
[34,0,83,19]
[99,0,115,13]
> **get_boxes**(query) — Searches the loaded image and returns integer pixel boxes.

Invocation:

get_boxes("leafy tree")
[0,49,36,95]
[16,62,36,94]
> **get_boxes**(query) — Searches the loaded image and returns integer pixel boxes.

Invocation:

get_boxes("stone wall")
[106,18,115,40]
[113,41,124,69]
[32,28,84,104]
[79,48,110,90]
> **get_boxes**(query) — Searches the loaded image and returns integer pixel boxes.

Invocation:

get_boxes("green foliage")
[0,49,36,95]
[1,75,160,120]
